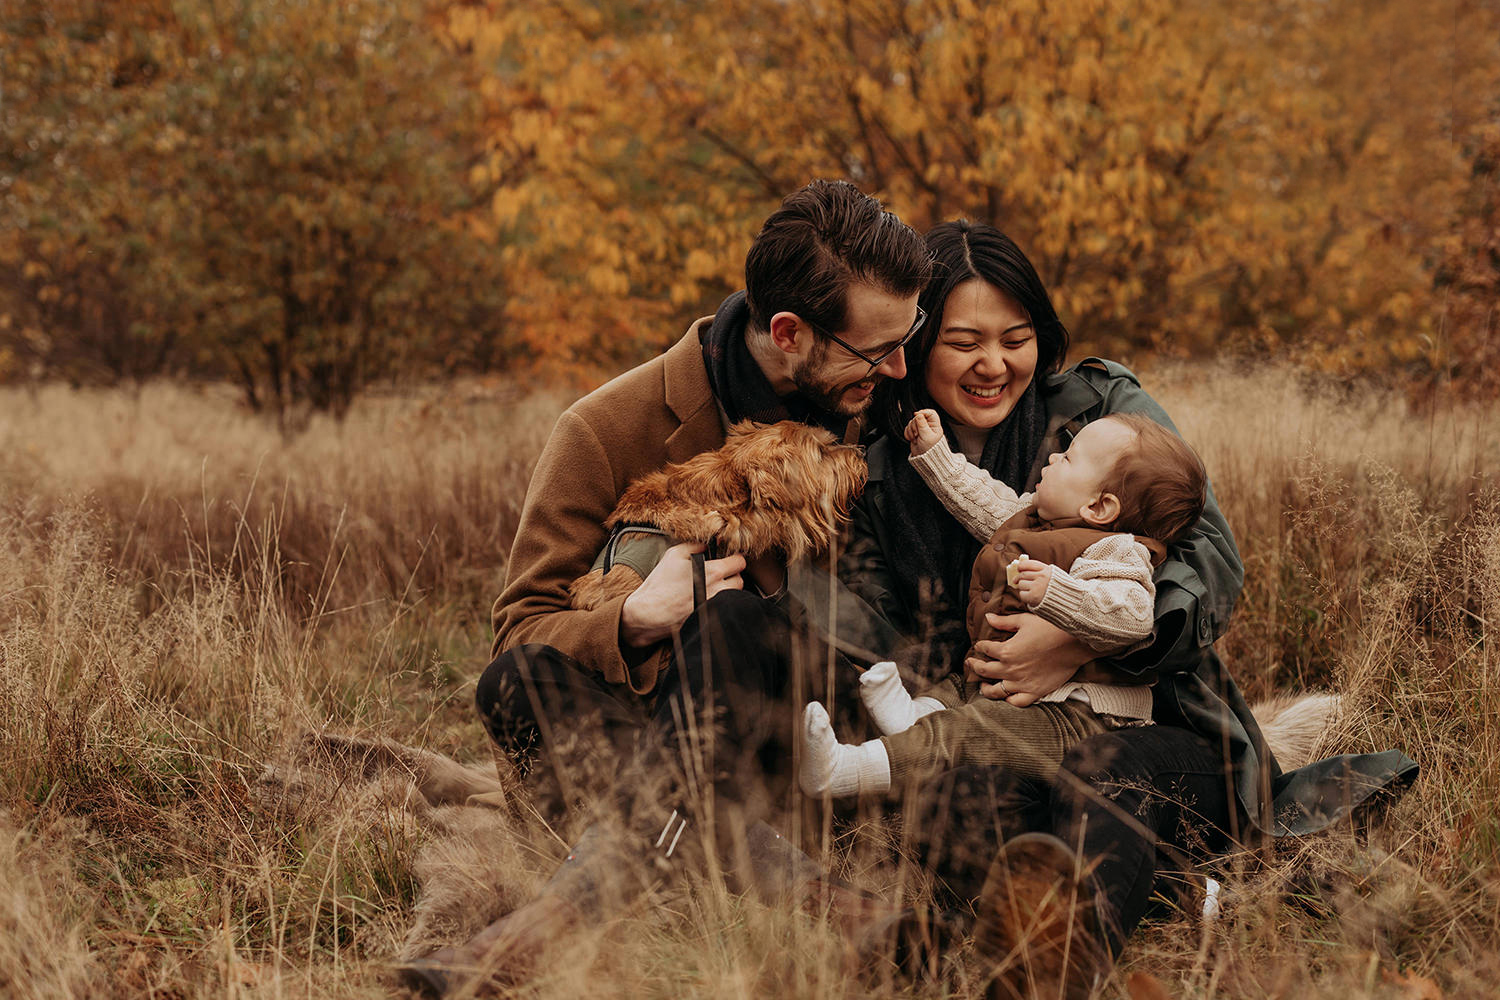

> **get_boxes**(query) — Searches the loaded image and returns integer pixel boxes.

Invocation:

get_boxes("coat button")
[1198,617,1211,641]
[981,591,991,602]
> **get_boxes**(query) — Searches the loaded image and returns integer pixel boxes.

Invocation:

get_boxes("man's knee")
[477,644,553,717]
[474,643,580,755]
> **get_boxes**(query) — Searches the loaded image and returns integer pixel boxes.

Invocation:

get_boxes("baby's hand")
[903,409,944,454]
[1011,559,1052,604]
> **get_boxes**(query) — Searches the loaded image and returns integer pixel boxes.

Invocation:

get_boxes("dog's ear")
[730,423,835,558]
[826,441,869,518]
[735,423,809,509]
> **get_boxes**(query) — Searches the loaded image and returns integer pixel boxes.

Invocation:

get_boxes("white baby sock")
[859,660,945,735]
[800,702,891,798]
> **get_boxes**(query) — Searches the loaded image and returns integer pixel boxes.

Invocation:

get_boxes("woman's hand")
[966,612,1093,705]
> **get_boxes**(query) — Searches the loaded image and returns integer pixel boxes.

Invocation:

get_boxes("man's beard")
[790,358,878,419]
[789,341,879,419]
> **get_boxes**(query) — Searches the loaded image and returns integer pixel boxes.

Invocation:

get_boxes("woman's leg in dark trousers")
[902,726,1234,957]
[900,764,1054,912]
[1050,726,1234,956]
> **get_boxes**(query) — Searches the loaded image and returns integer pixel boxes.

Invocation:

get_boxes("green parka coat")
[838,358,1417,838]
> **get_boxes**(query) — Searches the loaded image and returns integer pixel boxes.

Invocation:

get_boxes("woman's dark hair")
[875,220,1070,437]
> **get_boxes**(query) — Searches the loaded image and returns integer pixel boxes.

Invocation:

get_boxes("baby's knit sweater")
[910,438,1157,721]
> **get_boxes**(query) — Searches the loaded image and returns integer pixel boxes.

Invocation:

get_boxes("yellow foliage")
[5,0,1496,389]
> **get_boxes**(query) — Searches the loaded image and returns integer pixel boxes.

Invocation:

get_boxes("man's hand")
[966,613,1093,705]
[620,543,746,647]
[1011,559,1052,605]
[903,408,945,455]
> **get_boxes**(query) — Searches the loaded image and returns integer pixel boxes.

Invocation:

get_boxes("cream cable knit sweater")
[909,438,1156,721]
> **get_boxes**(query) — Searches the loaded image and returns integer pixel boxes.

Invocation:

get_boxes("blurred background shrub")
[2,0,1497,422]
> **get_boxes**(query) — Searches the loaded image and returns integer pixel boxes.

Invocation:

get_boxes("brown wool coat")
[490,320,724,694]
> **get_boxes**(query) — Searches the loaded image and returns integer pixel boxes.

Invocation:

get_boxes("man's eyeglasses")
[804,306,927,375]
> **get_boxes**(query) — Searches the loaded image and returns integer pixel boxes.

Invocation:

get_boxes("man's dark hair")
[743,179,931,336]
[1102,413,1208,546]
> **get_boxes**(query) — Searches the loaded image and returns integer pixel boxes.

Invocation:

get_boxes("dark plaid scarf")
[880,380,1048,681]
[700,290,850,438]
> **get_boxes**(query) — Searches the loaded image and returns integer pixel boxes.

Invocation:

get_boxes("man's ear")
[768,312,806,355]
[1080,492,1121,527]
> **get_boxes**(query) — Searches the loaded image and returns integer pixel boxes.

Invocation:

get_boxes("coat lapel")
[662,316,727,463]
[1026,365,1105,488]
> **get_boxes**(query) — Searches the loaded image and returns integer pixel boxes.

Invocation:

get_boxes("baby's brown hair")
[1097,413,1207,545]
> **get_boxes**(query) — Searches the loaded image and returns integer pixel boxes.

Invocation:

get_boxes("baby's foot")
[860,661,943,735]
[800,703,891,798]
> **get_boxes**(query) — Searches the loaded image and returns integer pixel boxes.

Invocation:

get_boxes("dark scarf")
[880,380,1048,682]
[700,290,850,437]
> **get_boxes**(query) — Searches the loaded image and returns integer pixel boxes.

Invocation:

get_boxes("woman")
[840,221,1416,995]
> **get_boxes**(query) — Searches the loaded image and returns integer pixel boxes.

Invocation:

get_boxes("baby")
[801,409,1208,798]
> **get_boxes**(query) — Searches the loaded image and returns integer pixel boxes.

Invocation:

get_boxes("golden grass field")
[2,363,1498,999]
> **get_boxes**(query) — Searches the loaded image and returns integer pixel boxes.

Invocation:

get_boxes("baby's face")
[1034,418,1136,523]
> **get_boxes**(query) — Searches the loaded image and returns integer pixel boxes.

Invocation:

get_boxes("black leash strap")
[691,550,708,608]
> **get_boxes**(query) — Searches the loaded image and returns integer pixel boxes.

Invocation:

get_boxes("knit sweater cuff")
[1034,567,1152,652]
[1042,683,1155,721]
[909,436,971,484]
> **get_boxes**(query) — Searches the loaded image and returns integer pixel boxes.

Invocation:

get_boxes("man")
[400,180,931,994]
[481,178,929,776]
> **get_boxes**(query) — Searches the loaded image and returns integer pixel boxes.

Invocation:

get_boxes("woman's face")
[923,279,1039,429]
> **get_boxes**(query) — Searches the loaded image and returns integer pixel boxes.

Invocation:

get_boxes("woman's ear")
[1080,492,1121,527]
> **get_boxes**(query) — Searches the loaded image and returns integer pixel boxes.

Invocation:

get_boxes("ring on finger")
[997,679,1010,697]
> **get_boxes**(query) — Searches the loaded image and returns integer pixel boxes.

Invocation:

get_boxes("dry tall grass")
[1,365,1496,998]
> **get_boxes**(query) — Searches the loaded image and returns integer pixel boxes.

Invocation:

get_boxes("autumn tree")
[0,1,185,385]
[1198,0,1500,377]
[5,0,1495,395]
[1,0,510,423]
[455,0,1498,379]
[451,0,1257,366]
[1431,119,1500,396]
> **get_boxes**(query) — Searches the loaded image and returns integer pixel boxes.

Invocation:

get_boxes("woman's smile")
[962,383,1006,402]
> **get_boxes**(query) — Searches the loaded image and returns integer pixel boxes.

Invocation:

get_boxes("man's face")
[791,283,918,418]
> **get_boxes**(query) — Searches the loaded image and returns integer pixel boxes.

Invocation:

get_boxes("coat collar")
[662,316,725,462]
[1026,362,1109,490]
[1042,362,1107,424]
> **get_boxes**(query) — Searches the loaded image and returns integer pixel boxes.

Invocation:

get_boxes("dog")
[569,420,868,610]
